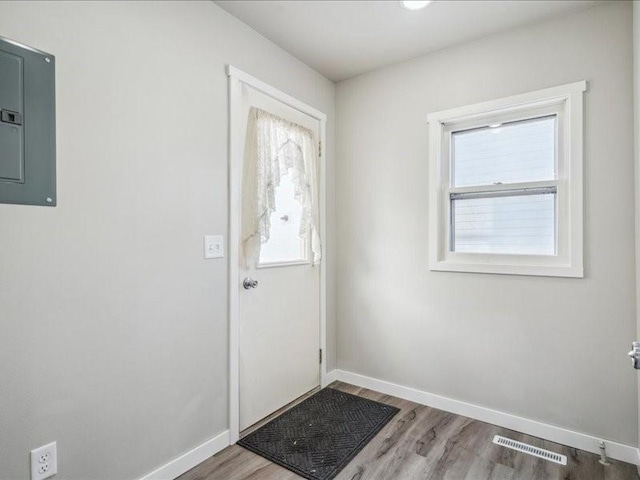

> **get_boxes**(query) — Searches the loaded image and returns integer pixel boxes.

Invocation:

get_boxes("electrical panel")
[0,36,56,206]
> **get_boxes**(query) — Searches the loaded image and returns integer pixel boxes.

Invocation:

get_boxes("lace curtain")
[241,107,321,268]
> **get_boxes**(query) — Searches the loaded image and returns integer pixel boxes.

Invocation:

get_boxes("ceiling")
[215,0,600,82]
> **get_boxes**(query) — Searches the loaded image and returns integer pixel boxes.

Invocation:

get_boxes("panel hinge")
[319,141,322,157]
[319,349,323,364]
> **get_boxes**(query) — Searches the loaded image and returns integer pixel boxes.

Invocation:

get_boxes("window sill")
[429,257,583,278]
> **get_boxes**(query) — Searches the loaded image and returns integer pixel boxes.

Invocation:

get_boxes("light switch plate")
[204,235,224,259]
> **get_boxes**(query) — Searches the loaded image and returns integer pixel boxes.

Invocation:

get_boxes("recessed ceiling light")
[399,1,432,11]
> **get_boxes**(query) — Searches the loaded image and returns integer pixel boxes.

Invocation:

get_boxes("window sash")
[449,187,557,256]
[442,106,562,258]
[442,102,563,139]
[450,114,558,189]
[447,105,561,183]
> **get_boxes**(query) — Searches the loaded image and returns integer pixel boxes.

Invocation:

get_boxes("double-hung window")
[428,81,586,277]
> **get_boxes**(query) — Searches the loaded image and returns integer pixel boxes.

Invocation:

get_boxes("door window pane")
[452,116,556,187]
[452,193,555,255]
[259,171,308,265]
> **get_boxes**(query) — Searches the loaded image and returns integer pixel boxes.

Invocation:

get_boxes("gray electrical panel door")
[0,36,56,206]
[0,49,24,182]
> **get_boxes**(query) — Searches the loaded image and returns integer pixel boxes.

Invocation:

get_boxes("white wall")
[0,2,335,479]
[336,1,637,447]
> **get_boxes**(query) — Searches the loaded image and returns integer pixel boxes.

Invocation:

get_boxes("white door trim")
[227,65,328,444]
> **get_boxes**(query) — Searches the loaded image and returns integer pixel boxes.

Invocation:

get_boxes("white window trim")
[427,81,586,278]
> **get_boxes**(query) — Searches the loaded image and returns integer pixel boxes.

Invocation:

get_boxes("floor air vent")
[493,435,567,465]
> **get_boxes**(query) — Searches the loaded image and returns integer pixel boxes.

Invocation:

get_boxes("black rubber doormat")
[237,387,399,480]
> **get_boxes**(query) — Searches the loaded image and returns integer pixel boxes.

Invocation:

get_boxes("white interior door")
[238,84,321,432]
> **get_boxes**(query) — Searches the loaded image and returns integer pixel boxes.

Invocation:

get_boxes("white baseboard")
[138,430,230,480]
[324,369,339,386]
[330,369,640,465]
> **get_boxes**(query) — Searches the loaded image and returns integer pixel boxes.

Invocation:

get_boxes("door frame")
[227,65,328,444]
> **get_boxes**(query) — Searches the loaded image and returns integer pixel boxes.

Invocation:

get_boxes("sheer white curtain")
[241,107,321,268]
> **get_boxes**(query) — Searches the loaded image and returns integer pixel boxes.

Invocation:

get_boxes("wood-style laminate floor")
[178,381,639,480]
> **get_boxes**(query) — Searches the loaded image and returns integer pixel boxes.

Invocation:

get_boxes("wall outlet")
[31,442,57,480]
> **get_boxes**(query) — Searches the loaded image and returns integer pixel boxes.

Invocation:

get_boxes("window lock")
[1,109,23,126]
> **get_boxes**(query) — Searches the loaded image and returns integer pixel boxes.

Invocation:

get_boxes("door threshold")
[239,385,321,440]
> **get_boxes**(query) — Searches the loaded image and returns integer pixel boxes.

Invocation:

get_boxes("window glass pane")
[452,116,556,187]
[259,171,307,265]
[452,193,555,255]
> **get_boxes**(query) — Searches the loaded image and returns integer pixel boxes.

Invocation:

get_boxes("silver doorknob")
[628,342,640,369]
[243,277,258,290]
